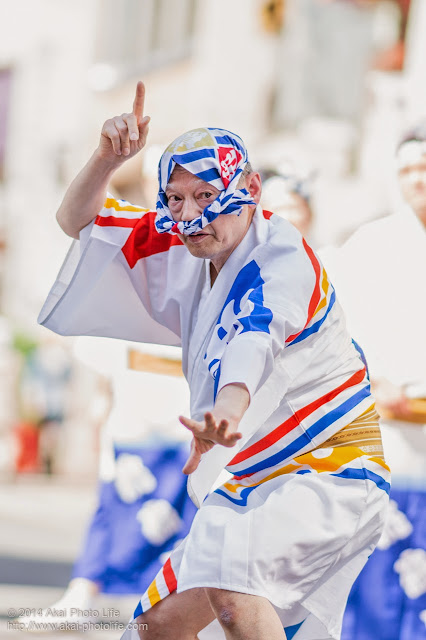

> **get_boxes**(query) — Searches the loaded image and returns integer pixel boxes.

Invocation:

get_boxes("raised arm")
[56,81,150,239]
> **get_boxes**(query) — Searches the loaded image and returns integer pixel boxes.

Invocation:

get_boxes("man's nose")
[180,198,201,221]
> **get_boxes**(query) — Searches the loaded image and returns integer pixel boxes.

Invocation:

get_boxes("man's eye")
[200,192,213,199]
[168,195,181,202]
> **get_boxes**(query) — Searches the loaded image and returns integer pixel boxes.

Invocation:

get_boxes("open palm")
[179,411,242,474]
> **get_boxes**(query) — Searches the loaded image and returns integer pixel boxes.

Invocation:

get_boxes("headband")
[262,174,313,209]
[155,127,256,235]
[396,140,426,171]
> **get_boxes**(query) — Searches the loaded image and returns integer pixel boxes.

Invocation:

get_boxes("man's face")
[273,192,313,237]
[398,157,426,226]
[165,165,260,272]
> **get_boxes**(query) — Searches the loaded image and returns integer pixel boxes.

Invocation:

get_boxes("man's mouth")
[186,232,209,243]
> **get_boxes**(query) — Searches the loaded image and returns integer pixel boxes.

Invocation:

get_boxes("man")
[39,82,390,640]
[321,123,426,640]
[260,167,315,241]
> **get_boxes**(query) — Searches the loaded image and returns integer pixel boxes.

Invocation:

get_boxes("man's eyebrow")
[165,177,212,192]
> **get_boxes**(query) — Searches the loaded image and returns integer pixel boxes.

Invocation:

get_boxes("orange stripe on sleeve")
[147,580,161,607]
[104,197,147,213]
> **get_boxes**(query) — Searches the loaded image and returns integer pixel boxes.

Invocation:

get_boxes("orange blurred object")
[372,41,405,72]
[14,421,41,473]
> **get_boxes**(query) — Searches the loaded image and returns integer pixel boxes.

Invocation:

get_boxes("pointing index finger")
[132,81,145,124]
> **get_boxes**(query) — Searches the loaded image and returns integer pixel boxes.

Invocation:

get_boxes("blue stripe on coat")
[228,384,371,476]
[284,620,305,639]
[215,464,389,508]
[290,290,336,346]
[214,484,257,507]
[332,467,391,494]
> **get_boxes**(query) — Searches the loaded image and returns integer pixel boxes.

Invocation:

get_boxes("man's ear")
[245,172,262,204]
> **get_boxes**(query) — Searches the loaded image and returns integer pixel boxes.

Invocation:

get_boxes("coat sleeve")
[38,195,193,346]
[215,237,334,399]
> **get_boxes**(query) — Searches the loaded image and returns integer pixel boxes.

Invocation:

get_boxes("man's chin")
[183,234,214,256]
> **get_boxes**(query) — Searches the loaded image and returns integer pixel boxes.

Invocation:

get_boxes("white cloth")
[39,198,373,505]
[39,197,389,638]
[320,207,426,486]
[319,207,426,387]
[73,336,191,483]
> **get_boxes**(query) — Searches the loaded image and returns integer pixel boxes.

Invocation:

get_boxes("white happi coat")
[320,206,426,485]
[39,197,389,639]
[39,196,373,503]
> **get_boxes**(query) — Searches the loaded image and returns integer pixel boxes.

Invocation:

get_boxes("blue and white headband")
[155,127,256,236]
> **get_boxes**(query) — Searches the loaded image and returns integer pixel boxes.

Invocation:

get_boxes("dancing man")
[39,82,390,640]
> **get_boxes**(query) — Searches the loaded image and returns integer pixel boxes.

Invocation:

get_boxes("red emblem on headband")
[218,147,242,188]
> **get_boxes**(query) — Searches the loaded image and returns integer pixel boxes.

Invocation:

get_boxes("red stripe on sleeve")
[228,367,367,467]
[285,238,322,344]
[95,215,140,228]
[120,212,183,269]
[262,209,273,220]
[95,211,183,268]
[163,557,178,594]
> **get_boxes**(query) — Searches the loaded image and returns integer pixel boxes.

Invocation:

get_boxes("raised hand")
[98,81,150,163]
[179,411,243,475]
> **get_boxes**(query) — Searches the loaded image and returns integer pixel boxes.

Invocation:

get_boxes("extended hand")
[179,411,243,475]
[98,81,150,162]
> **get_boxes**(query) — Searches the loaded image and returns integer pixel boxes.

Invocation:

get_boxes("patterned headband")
[155,127,256,235]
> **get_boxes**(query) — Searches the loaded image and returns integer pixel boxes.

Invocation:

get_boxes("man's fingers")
[114,117,130,156]
[180,413,241,449]
[138,116,150,147]
[216,419,229,436]
[138,115,151,133]
[132,81,145,123]
[123,113,139,141]
[221,431,243,447]
[179,415,205,434]
[102,119,122,155]
[204,412,217,430]
[182,441,201,475]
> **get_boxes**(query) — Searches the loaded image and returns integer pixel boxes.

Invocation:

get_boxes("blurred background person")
[19,337,198,629]
[260,165,316,241]
[320,122,426,640]
[16,335,72,475]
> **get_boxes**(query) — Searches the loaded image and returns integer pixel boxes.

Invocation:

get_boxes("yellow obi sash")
[319,404,384,460]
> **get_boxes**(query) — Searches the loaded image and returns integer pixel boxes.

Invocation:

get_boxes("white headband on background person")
[396,140,426,171]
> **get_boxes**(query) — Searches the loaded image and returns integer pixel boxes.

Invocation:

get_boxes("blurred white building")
[1,0,425,324]
[0,0,283,326]
[0,0,281,474]
[0,1,425,475]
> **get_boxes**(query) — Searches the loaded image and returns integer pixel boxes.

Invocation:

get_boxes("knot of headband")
[155,127,256,236]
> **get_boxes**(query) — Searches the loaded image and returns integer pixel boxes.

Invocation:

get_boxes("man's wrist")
[91,148,124,175]
[213,382,250,424]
